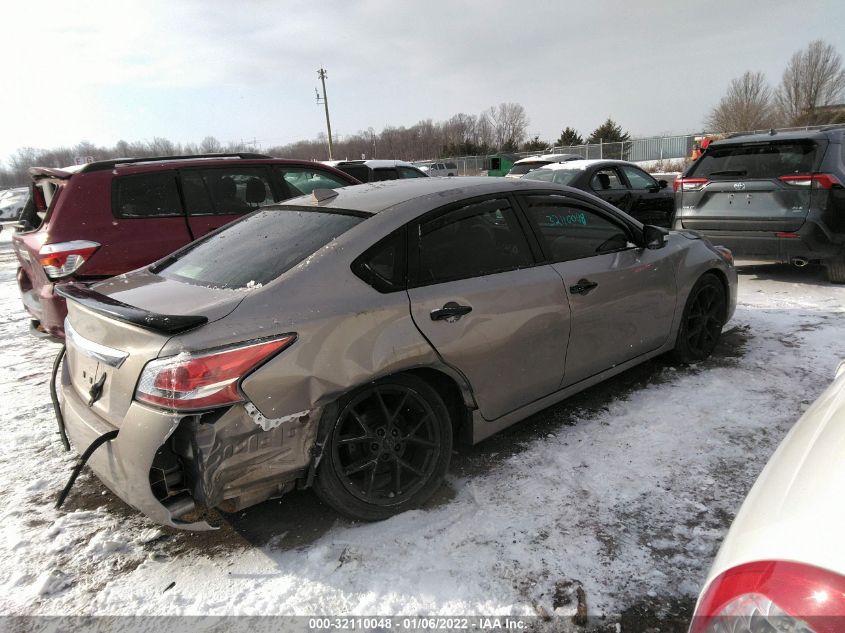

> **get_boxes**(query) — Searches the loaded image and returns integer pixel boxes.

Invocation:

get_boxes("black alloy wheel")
[673,273,726,363]
[314,374,452,520]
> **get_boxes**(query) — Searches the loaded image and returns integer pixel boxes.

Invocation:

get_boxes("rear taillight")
[778,173,842,189]
[38,240,100,279]
[674,177,710,192]
[135,335,296,411]
[691,561,845,633]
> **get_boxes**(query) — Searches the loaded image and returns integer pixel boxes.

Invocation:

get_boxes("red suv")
[12,153,359,340]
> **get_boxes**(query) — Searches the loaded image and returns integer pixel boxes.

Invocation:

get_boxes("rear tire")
[825,252,845,284]
[313,374,452,521]
[672,273,727,364]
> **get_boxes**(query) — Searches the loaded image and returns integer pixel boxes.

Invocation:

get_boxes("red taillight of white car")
[690,561,845,633]
[778,173,842,189]
[135,335,296,411]
[38,240,100,279]
[673,177,710,192]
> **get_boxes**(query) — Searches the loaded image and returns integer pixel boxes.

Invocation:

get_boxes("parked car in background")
[522,159,675,226]
[673,126,845,282]
[55,177,735,528]
[422,161,458,176]
[0,186,29,220]
[505,153,582,178]
[331,159,429,182]
[690,360,845,633]
[12,153,359,340]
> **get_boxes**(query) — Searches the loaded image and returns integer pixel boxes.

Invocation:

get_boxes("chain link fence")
[416,124,839,175]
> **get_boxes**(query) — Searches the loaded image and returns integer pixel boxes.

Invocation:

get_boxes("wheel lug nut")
[370,443,379,451]
[391,429,398,437]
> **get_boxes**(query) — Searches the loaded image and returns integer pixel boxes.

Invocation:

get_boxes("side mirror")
[642,224,668,250]
[658,179,669,189]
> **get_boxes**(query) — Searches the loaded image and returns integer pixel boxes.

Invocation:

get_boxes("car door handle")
[430,302,473,322]
[569,279,598,295]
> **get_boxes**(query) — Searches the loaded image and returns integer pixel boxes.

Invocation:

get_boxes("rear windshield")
[159,208,363,288]
[336,164,371,182]
[688,141,822,179]
[508,161,550,176]
[522,168,580,185]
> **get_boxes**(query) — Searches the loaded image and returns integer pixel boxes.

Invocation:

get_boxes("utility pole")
[316,68,334,160]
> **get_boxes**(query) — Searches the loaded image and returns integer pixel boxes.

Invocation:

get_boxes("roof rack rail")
[79,152,273,173]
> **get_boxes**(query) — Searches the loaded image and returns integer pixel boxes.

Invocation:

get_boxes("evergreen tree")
[522,136,548,152]
[587,118,631,159]
[555,127,583,147]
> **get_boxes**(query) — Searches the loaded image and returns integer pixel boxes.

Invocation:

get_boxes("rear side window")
[398,167,426,179]
[414,199,533,285]
[277,166,351,196]
[336,164,371,182]
[114,172,183,218]
[590,168,626,190]
[689,141,821,179]
[181,167,276,216]
[160,209,363,288]
[352,230,406,292]
[372,168,398,181]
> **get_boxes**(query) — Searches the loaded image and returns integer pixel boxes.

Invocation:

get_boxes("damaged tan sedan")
[54,177,737,529]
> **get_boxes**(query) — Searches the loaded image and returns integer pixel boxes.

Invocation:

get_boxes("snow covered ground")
[2,221,845,630]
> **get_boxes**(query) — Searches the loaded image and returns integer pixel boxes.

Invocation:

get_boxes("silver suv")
[673,126,845,282]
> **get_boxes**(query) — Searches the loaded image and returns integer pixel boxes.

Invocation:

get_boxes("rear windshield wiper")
[708,170,747,177]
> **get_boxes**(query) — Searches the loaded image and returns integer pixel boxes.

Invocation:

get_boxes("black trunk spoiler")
[56,284,208,335]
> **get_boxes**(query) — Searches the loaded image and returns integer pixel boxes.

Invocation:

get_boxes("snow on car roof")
[536,159,633,171]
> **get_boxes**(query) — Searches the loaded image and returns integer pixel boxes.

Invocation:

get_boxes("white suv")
[422,161,458,177]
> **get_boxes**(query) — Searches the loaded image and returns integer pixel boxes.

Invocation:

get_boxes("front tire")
[672,273,727,363]
[313,374,452,521]
[825,252,845,283]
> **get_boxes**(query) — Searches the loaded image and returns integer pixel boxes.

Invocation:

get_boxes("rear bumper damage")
[59,360,321,530]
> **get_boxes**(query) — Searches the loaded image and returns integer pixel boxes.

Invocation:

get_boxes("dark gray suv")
[673,126,845,282]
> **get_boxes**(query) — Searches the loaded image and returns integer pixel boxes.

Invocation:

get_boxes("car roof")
[29,156,354,180]
[713,126,845,146]
[336,159,418,169]
[276,176,577,215]
[534,159,635,171]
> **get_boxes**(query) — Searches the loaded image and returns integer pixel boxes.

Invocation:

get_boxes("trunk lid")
[678,139,824,232]
[62,271,248,425]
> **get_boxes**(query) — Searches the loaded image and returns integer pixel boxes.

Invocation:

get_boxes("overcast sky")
[3,0,843,162]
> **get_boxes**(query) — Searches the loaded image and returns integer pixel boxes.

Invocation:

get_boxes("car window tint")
[621,165,658,190]
[398,166,426,178]
[160,209,363,288]
[372,168,399,181]
[590,168,626,191]
[114,172,183,218]
[336,164,370,182]
[353,230,406,292]
[416,199,533,285]
[183,167,275,216]
[523,199,632,262]
[278,166,350,195]
[688,141,820,179]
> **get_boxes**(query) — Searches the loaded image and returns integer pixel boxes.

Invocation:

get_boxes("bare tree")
[487,103,529,151]
[200,136,223,153]
[705,71,777,133]
[776,40,845,125]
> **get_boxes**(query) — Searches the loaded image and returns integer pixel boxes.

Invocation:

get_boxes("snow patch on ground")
[1,231,844,625]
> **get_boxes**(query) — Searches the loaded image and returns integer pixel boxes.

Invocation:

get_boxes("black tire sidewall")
[673,273,726,363]
[313,374,453,521]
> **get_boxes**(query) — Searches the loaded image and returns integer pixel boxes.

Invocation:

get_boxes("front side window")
[182,167,276,216]
[590,167,626,191]
[521,197,632,262]
[621,165,658,190]
[160,209,363,288]
[277,166,350,196]
[114,172,182,218]
[415,199,533,285]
